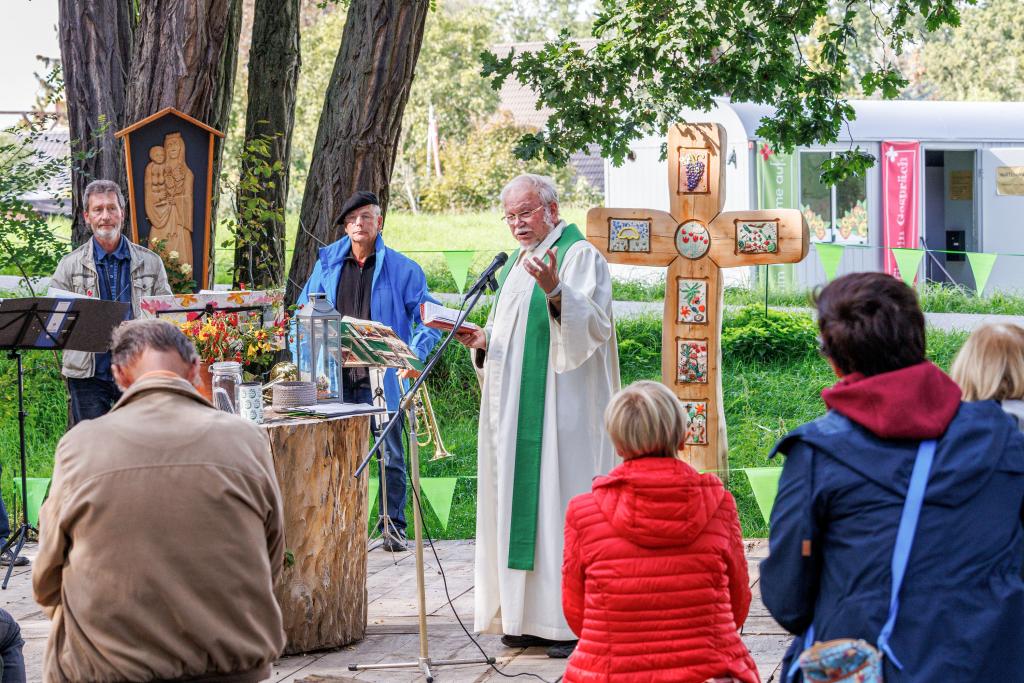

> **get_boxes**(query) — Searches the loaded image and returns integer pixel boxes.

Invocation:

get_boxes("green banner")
[443,251,476,295]
[966,252,998,296]
[419,477,459,530]
[758,149,798,289]
[757,148,799,210]
[744,467,784,526]
[815,243,845,281]
[891,248,925,287]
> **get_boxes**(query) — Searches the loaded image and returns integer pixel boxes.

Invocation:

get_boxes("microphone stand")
[350,273,497,681]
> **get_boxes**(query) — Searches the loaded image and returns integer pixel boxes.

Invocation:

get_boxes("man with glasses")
[456,173,620,659]
[51,179,172,428]
[296,191,440,552]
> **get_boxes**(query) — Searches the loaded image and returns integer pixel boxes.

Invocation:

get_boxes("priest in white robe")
[456,173,620,657]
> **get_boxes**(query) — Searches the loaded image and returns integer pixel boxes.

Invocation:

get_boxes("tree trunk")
[285,0,429,304]
[58,0,134,248]
[126,0,243,287]
[233,0,301,290]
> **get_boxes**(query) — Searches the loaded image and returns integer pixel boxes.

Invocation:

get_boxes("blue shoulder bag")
[788,439,937,683]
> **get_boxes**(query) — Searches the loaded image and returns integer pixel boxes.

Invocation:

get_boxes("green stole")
[494,223,585,571]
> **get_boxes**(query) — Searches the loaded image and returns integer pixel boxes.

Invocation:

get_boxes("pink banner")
[881,141,920,278]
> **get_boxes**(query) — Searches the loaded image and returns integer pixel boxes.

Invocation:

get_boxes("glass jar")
[210,361,243,413]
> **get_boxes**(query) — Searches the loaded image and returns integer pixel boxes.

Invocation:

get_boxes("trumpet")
[413,384,453,460]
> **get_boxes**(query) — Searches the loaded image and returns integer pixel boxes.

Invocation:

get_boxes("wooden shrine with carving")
[587,123,809,475]
[116,107,224,290]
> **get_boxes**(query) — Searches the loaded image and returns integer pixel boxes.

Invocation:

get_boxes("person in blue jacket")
[297,191,441,552]
[760,272,1024,681]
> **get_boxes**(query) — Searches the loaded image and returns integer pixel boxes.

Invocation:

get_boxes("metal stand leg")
[351,407,493,678]
[367,368,405,555]
[3,351,34,589]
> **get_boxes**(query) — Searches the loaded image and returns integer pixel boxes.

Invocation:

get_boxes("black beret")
[337,191,380,225]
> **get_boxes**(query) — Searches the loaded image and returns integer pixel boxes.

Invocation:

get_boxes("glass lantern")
[294,292,343,402]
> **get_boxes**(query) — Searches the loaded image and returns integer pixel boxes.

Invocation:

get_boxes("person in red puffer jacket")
[561,381,759,683]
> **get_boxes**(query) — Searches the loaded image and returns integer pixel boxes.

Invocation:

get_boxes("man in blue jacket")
[297,191,441,552]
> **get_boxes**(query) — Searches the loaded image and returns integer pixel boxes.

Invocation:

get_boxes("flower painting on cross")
[677,278,708,324]
[736,220,779,254]
[681,400,708,445]
[676,338,708,384]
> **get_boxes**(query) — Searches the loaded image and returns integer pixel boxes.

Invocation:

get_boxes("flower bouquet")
[179,310,289,373]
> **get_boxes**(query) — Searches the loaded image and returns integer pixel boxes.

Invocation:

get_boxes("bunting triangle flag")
[443,251,476,294]
[418,477,459,530]
[815,243,845,281]
[890,248,924,287]
[966,252,997,296]
[744,467,784,526]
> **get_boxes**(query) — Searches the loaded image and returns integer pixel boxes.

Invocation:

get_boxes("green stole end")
[495,223,585,571]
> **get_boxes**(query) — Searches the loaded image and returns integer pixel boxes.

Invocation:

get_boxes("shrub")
[418,113,600,212]
[722,306,818,363]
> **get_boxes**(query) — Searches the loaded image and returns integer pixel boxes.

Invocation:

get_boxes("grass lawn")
[0,210,996,538]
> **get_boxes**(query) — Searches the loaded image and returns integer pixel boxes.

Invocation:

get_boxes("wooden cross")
[587,123,809,475]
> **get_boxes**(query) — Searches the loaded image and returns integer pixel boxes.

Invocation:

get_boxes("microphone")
[462,251,509,305]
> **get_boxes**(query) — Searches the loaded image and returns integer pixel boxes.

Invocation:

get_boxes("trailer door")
[980,147,1024,292]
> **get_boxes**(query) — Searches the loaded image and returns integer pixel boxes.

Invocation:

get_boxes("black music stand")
[0,297,129,587]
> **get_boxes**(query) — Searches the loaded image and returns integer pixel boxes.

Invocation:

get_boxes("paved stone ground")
[12,540,790,683]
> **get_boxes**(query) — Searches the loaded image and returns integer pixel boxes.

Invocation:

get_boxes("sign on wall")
[115,108,225,290]
[996,166,1024,196]
[949,170,973,201]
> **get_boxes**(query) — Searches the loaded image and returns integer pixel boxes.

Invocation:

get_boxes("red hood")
[591,457,726,548]
[821,361,961,440]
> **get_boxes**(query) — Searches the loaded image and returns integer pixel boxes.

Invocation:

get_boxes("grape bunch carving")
[684,153,706,192]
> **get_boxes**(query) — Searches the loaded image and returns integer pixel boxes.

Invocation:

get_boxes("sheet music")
[287,402,385,417]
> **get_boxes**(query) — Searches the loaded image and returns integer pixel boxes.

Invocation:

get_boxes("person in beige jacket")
[50,179,172,427]
[33,319,286,683]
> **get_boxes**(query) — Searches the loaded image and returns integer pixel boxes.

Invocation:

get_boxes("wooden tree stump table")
[262,413,371,655]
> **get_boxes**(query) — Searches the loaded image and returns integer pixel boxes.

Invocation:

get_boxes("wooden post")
[264,414,370,654]
[587,123,809,475]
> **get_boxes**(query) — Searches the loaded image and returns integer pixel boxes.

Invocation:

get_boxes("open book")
[419,301,481,335]
[340,317,424,371]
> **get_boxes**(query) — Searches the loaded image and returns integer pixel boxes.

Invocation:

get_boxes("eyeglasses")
[502,205,544,226]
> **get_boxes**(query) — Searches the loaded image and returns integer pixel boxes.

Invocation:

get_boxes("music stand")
[0,297,129,587]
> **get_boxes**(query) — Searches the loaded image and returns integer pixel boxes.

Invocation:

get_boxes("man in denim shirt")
[50,180,171,427]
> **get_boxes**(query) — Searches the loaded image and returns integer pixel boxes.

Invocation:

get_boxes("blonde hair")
[604,381,688,459]
[950,323,1024,401]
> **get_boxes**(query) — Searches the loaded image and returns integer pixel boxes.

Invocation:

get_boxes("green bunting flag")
[815,243,845,281]
[418,477,459,530]
[744,467,784,526]
[890,248,925,287]
[966,252,998,296]
[443,251,476,295]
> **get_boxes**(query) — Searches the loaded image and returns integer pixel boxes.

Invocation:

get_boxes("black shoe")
[500,634,558,648]
[381,530,408,552]
[0,553,28,567]
[546,640,577,658]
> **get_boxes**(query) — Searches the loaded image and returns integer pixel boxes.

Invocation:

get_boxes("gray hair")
[499,173,559,207]
[111,319,199,368]
[83,179,125,210]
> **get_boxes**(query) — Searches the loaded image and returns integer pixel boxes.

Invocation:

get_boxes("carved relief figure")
[145,132,194,268]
